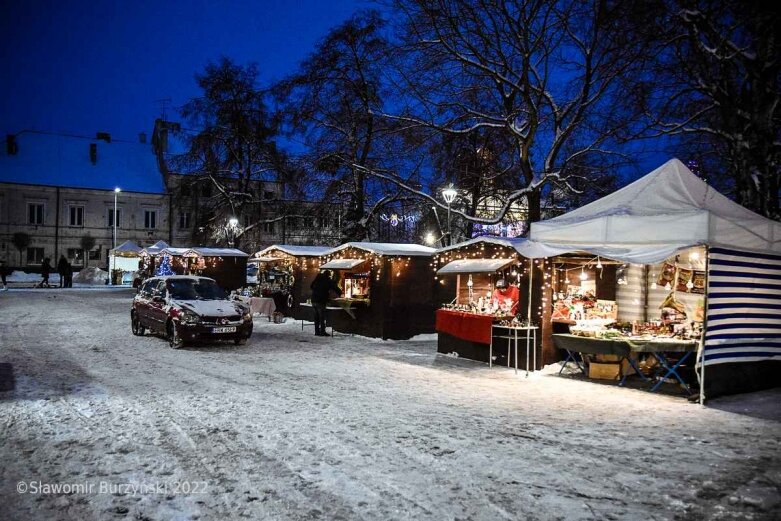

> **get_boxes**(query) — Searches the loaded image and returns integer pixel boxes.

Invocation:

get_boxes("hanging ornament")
[579,267,588,281]
[596,257,602,269]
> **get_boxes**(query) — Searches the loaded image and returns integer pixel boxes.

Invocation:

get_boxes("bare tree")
[12,232,30,266]
[274,11,423,241]
[362,0,653,228]
[628,0,780,219]
[173,58,292,248]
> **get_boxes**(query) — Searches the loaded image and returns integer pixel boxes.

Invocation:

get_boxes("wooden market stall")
[180,247,249,291]
[529,158,781,400]
[432,237,555,369]
[250,245,332,319]
[307,242,436,340]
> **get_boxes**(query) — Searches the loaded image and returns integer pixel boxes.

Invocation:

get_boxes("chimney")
[89,143,97,164]
[6,134,18,155]
[139,132,147,144]
[96,131,111,143]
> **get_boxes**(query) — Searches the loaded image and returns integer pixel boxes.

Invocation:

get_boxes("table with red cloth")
[435,309,495,345]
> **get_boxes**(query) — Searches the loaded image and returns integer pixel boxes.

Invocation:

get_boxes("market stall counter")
[553,333,698,394]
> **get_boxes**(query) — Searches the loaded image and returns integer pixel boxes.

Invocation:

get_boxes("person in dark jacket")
[0,259,9,291]
[40,258,52,288]
[64,259,74,288]
[57,255,68,288]
[310,270,341,336]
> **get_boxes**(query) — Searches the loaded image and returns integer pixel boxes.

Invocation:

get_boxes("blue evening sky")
[1,0,673,180]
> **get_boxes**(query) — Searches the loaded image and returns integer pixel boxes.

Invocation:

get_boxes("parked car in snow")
[131,276,253,348]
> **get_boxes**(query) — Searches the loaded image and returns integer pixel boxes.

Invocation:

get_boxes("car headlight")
[180,310,201,325]
[242,312,252,321]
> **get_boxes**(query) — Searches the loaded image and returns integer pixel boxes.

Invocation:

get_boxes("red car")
[131,276,253,348]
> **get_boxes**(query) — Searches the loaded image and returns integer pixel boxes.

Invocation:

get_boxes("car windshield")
[167,279,226,300]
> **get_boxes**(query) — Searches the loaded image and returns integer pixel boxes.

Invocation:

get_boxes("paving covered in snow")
[1,290,779,520]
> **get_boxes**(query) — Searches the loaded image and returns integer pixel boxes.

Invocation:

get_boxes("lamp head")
[229,218,239,227]
[441,185,457,205]
[114,187,121,193]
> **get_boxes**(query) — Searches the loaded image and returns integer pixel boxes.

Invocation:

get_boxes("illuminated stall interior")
[313,242,436,340]
[249,245,332,319]
[432,237,552,367]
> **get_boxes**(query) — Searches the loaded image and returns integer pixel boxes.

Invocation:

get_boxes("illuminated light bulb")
[596,257,602,269]
[665,282,672,290]
[579,269,588,281]
[689,251,700,261]
[651,282,657,289]
[686,280,694,289]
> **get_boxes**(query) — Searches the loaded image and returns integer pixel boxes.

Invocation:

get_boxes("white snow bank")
[6,271,61,283]
[73,267,109,285]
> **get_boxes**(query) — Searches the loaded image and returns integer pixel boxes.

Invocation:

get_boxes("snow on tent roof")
[437,236,567,259]
[324,242,435,257]
[437,259,514,274]
[530,158,781,264]
[110,240,142,253]
[184,247,248,257]
[0,130,166,193]
[110,240,142,257]
[141,240,171,255]
[254,245,332,257]
[158,248,189,256]
[320,259,367,270]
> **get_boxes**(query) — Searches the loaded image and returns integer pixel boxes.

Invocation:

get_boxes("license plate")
[212,326,237,333]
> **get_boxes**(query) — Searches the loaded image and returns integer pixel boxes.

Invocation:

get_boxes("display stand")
[490,324,538,376]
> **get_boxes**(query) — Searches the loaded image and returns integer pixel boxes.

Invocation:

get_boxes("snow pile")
[6,271,61,283]
[73,267,109,285]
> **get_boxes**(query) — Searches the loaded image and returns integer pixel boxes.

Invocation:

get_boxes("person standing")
[65,259,74,288]
[40,257,52,288]
[0,260,9,291]
[57,255,68,288]
[310,270,341,337]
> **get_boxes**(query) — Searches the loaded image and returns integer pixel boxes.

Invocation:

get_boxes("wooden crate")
[588,361,622,380]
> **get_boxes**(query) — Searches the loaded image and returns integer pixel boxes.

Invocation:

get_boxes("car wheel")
[131,312,145,336]
[168,321,184,349]
[234,337,247,346]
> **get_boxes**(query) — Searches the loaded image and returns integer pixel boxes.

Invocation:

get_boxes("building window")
[262,221,275,234]
[69,205,84,227]
[263,191,275,200]
[26,247,44,264]
[144,210,157,229]
[202,185,212,197]
[243,215,251,228]
[178,211,190,229]
[89,249,101,260]
[67,248,84,265]
[108,208,122,228]
[180,184,191,197]
[28,203,44,225]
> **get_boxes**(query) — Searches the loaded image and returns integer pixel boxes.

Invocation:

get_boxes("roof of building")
[0,130,165,193]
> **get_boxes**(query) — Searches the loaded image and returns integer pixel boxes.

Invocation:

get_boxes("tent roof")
[183,247,248,257]
[141,240,171,255]
[158,247,189,256]
[437,258,513,274]
[438,236,569,259]
[530,158,781,263]
[110,240,142,254]
[320,258,366,270]
[324,242,435,257]
[254,245,331,257]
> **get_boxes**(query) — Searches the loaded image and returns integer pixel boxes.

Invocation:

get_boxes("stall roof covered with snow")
[254,245,332,258]
[141,240,171,256]
[324,242,436,257]
[109,240,142,257]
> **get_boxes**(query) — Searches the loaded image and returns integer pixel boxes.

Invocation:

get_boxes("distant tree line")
[171,0,780,246]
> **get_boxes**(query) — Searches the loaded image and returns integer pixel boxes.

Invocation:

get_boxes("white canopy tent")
[530,158,780,264]
[529,158,781,400]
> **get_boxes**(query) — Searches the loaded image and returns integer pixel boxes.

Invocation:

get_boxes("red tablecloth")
[436,309,494,345]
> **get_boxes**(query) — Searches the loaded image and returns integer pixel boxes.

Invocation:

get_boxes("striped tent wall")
[703,247,781,366]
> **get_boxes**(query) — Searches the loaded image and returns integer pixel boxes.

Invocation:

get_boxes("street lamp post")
[441,185,458,246]
[113,187,120,284]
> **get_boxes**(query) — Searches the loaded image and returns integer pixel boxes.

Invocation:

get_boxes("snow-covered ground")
[0,290,779,520]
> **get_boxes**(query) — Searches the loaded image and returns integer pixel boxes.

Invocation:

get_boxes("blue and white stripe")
[703,247,781,366]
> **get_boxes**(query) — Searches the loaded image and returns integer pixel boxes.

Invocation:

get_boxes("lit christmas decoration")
[155,255,175,276]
